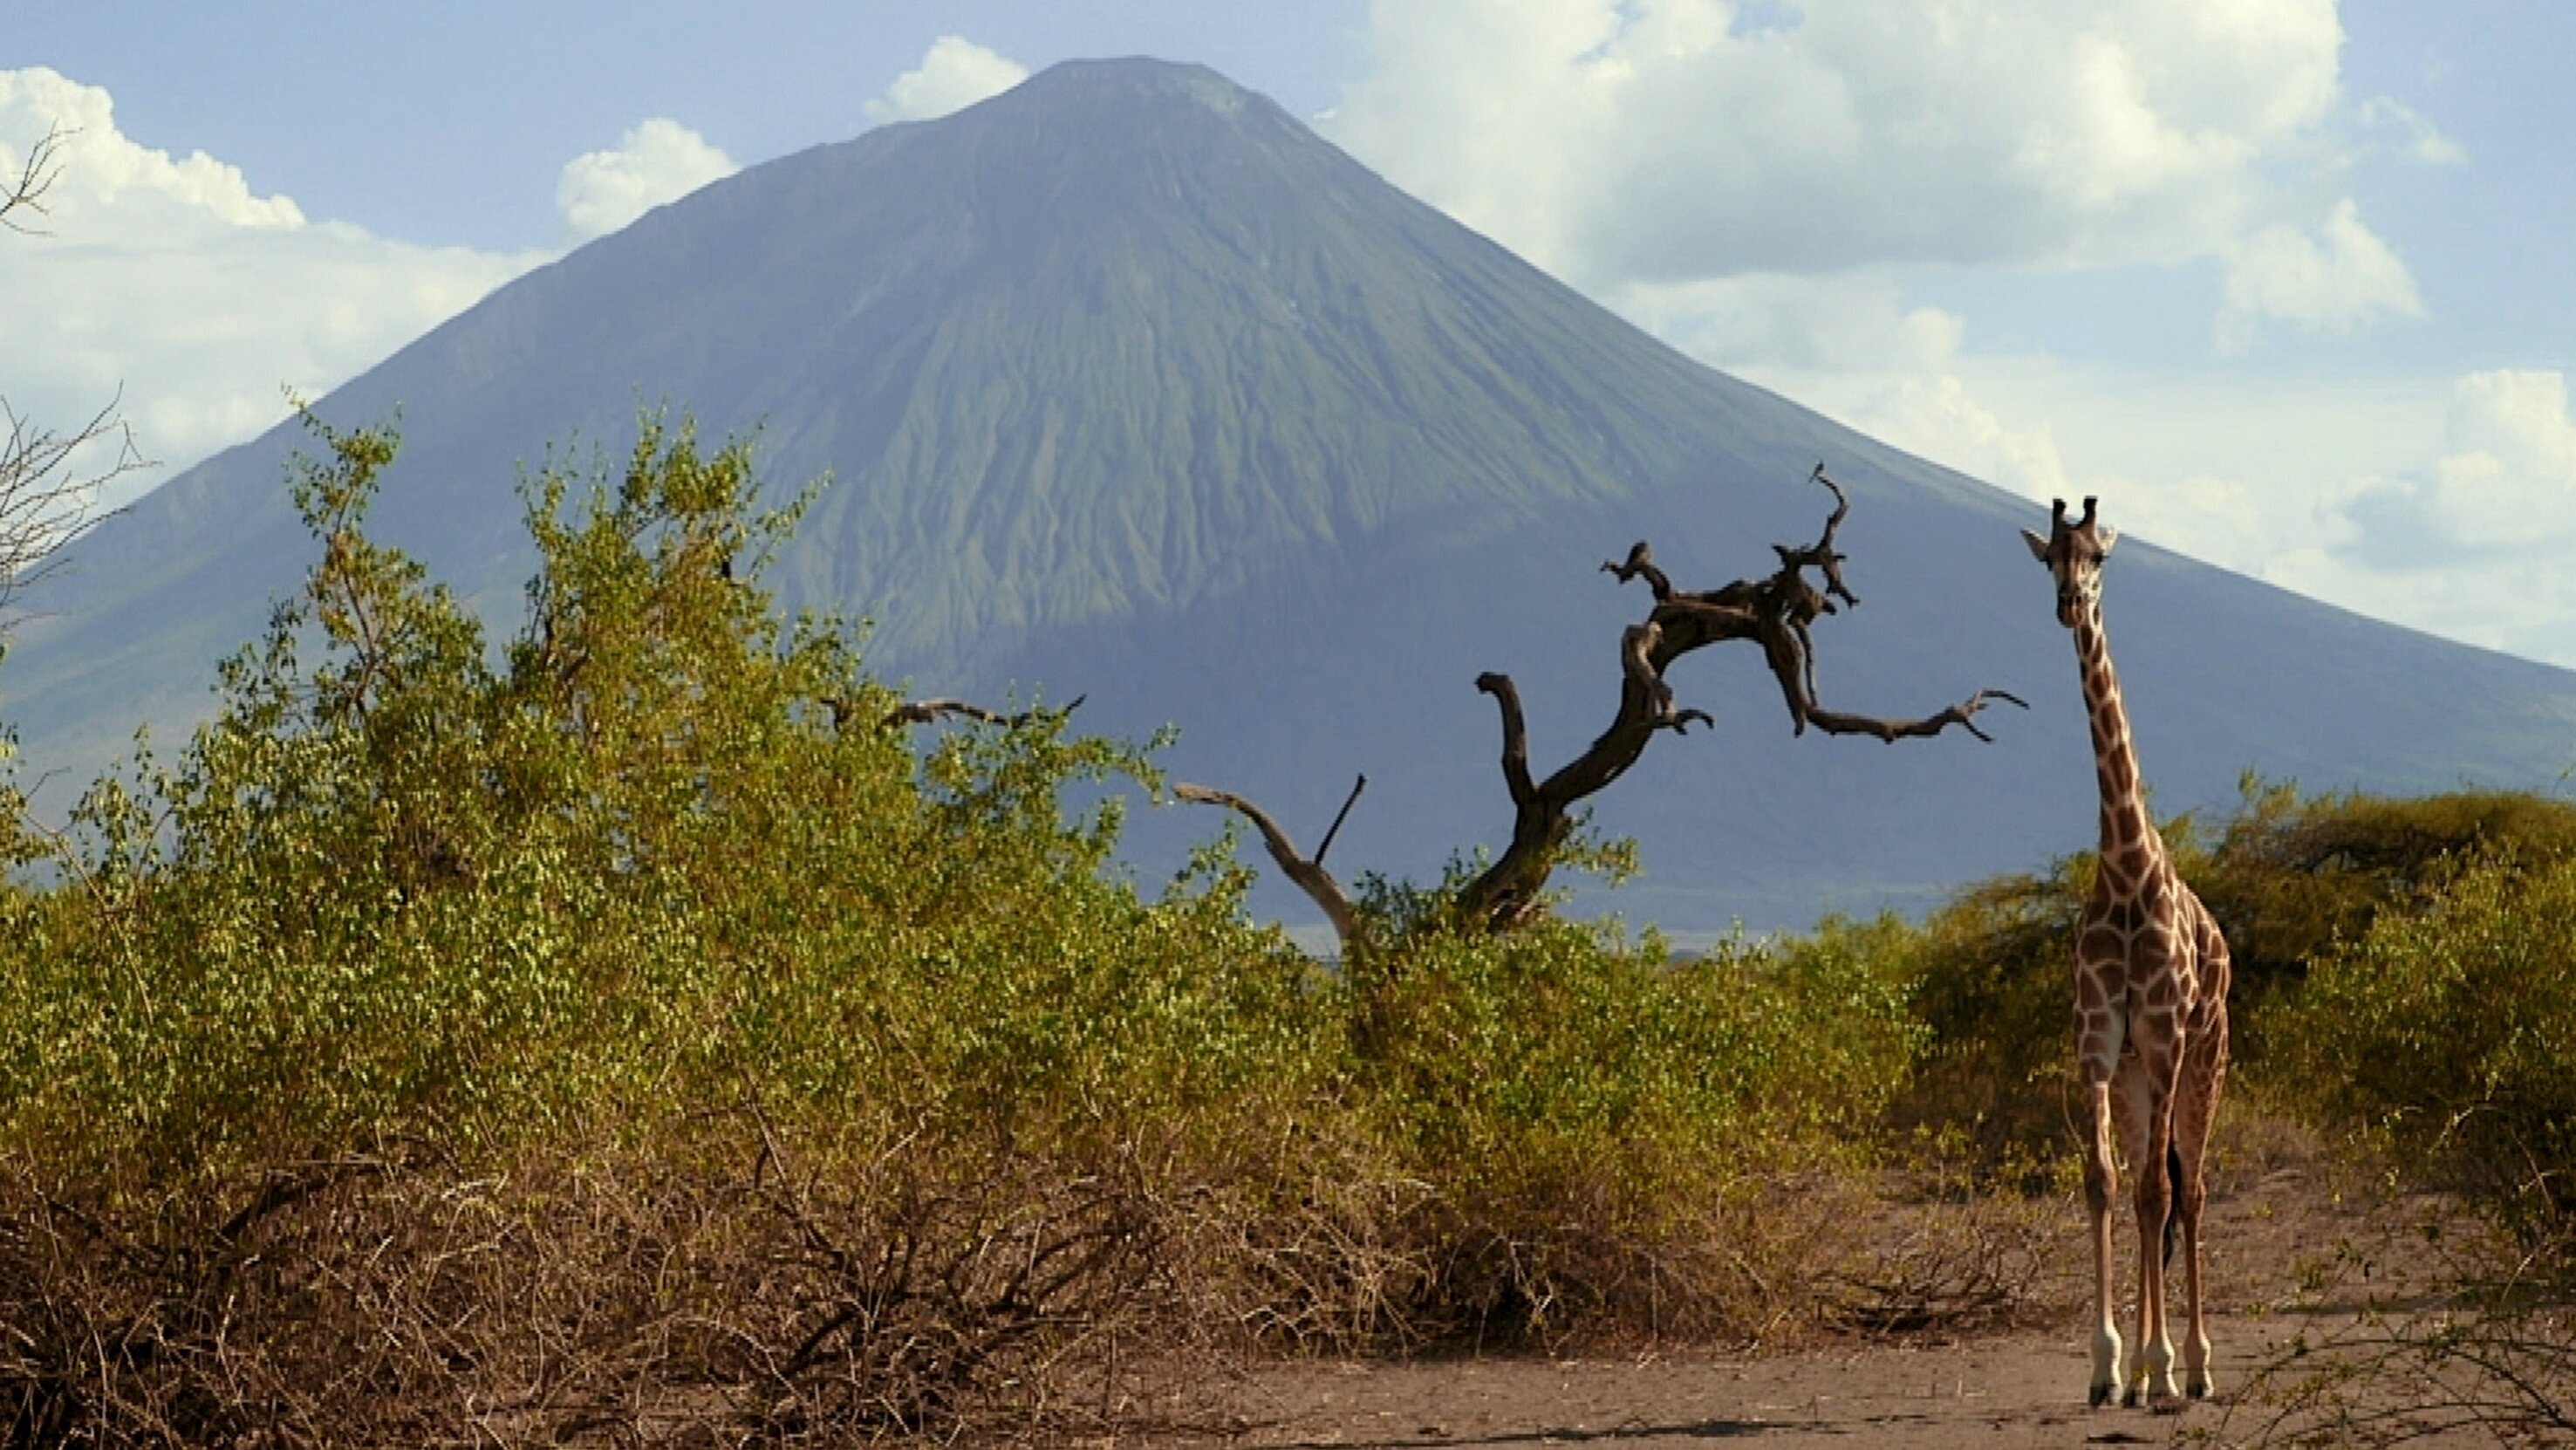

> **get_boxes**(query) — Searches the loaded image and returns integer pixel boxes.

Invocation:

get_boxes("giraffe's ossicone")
[2022,497,2234,1409]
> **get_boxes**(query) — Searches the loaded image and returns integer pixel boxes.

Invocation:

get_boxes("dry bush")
[1816,1180,2066,1338]
[1162,1127,1892,1360]
[1174,1133,1440,1355]
[1787,1130,2081,1344]
[0,1119,1201,1447]
[2215,1187,2576,1448]
[2229,1306,2576,1448]
[1375,1169,1830,1352]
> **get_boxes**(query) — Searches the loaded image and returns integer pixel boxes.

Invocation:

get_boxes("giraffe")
[2023,497,2232,1408]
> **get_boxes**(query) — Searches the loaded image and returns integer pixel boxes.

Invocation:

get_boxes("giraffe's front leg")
[2081,1074,2123,1406]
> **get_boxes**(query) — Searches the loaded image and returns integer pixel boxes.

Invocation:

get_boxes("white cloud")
[1854,365,2439,589]
[2217,198,2423,350]
[2354,95,2466,166]
[0,67,545,489]
[1779,359,2576,669]
[2341,370,2576,558]
[1609,267,2114,515]
[0,69,303,231]
[2435,372,2576,535]
[1613,271,1963,375]
[1855,373,2076,504]
[1616,271,2077,504]
[557,118,736,243]
[1327,0,2357,287]
[864,37,1029,126]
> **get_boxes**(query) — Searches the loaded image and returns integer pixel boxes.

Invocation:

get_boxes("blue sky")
[10,2,2576,664]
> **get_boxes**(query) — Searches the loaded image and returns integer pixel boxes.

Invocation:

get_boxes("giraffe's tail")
[2162,1141,2183,1269]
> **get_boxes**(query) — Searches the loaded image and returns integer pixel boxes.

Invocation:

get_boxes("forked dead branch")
[1183,464,2024,944]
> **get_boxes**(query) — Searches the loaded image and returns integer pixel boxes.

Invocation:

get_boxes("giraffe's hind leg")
[2112,1043,2177,1406]
[2173,996,2231,1399]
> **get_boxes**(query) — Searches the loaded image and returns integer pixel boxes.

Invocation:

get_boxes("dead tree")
[1182,464,2021,946]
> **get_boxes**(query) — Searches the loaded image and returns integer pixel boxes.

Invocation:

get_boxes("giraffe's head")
[2020,496,2119,629]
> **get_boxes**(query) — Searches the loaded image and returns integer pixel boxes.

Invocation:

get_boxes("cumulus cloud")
[1613,270,1964,376]
[864,37,1029,126]
[1356,2,2483,654]
[0,71,303,232]
[1326,0,2361,288]
[2340,371,2576,561]
[0,67,544,488]
[1856,366,2576,668]
[1854,373,2076,504]
[1617,270,2076,503]
[2217,198,2423,350]
[2280,371,2576,661]
[557,118,736,243]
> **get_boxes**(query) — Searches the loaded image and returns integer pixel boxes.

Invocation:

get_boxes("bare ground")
[1133,1126,2541,1450]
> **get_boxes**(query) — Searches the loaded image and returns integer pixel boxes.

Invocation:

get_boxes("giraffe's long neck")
[2072,596,2163,875]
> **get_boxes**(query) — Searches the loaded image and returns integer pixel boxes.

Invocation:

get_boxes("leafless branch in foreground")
[1,127,150,633]
[0,393,147,628]
[1,124,69,236]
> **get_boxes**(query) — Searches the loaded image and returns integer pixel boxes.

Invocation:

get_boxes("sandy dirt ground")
[1140,1145,2538,1450]
[1179,1313,2409,1448]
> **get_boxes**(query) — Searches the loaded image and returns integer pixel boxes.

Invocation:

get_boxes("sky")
[7,1,2575,667]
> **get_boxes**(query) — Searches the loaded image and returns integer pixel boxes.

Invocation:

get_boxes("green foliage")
[1356,917,1914,1182]
[1321,897,1923,1339]
[2193,775,2576,1022]
[1870,781,2576,1163]
[1887,860,2090,1154]
[2274,849,2576,1257]
[0,407,1950,1419]
[0,412,1334,1189]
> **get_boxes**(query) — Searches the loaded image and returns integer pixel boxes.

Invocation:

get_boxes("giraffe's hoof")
[2186,1374,2215,1401]
[2121,1385,2141,1409]
[2089,1383,2114,1409]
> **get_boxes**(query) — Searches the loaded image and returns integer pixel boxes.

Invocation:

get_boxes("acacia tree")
[1181,465,2022,947]
[0,125,145,627]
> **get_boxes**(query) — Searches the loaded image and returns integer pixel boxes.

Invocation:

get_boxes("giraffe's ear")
[2019,528,2050,564]
[2097,527,2120,556]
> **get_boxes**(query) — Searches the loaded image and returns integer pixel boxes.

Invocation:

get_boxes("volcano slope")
[11,58,2573,931]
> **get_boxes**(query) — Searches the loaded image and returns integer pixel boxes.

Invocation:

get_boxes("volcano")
[12,58,2574,931]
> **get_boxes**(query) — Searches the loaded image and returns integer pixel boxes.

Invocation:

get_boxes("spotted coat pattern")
[2025,499,2232,1410]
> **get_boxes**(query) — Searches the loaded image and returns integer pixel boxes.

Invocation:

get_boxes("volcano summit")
[12,58,2574,929]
